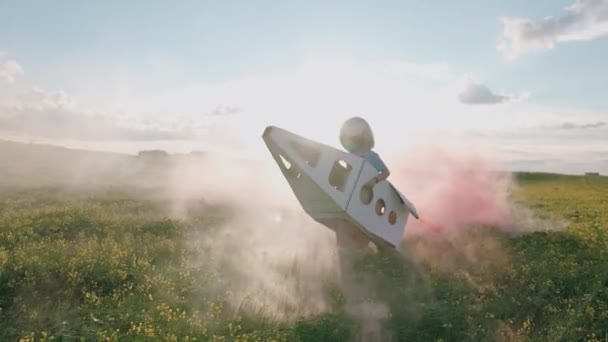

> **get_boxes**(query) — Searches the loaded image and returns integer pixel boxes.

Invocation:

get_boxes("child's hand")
[364,177,377,188]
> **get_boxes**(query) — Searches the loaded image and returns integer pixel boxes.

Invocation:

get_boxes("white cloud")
[498,0,608,59]
[0,59,24,83]
[14,87,78,111]
[0,87,203,142]
[555,121,607,129]
[458,76,528,105]
[208,104,241,116]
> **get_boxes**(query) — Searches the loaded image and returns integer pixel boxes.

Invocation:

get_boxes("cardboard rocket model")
[262,122,419,250]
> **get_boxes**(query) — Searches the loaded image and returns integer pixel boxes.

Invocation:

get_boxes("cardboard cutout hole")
[329,159,352,191]
[279,154,291,169]
[388,211,397,224]
[360,186,373,205]
[375,199,386,215]
[278,154,300,179]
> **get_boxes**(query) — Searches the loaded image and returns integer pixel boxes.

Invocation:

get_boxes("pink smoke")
[389,146,515,237]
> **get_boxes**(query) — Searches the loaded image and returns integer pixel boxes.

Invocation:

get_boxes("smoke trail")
[390,145,561,238]
[165,153,342,321]
[387,145,565,286]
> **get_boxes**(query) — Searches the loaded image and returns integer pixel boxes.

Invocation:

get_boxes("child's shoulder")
[366,150,383,159]
[353,149,382,161]
[362,150,387,171]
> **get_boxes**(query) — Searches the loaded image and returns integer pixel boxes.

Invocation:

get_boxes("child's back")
[357,149,387,173]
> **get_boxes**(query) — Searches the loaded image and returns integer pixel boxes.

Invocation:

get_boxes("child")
[339,117,391,188]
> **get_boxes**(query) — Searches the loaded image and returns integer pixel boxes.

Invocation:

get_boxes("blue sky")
[1,0,607,173]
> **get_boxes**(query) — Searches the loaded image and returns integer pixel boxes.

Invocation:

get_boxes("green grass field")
[1,172,608,341]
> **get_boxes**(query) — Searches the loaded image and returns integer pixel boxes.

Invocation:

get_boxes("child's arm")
[364,152,390,188]
[375,168,391,182]
[365,168,390,188]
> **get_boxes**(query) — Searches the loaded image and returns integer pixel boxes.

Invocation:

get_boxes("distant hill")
[0,140,190,188]
[0,140,122,186]
[0,139,269,190]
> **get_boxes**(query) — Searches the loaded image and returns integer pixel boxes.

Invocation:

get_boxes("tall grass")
[1,175,607,341]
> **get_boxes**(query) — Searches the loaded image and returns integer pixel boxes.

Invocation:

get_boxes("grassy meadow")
[1,150,608,341]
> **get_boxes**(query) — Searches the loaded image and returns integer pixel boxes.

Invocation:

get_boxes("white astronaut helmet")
[339,116,375,154]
